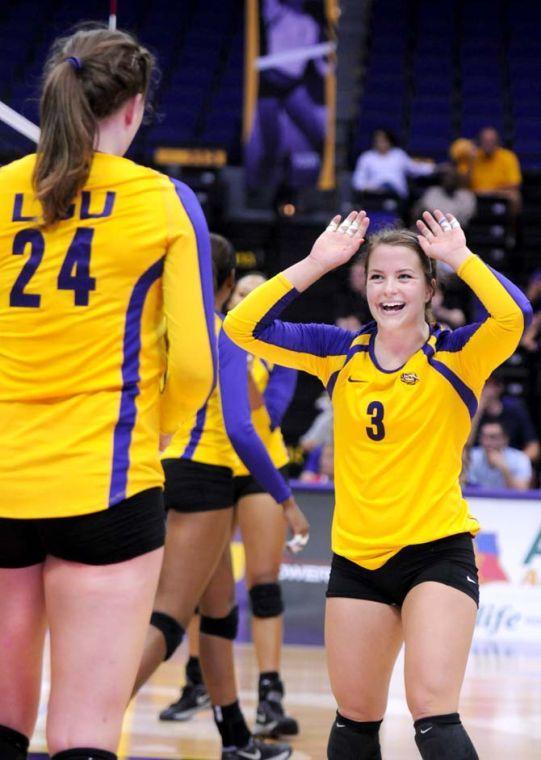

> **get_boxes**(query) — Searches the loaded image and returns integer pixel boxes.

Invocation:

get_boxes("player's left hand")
[416,209,472,270]
[281,495,310,553]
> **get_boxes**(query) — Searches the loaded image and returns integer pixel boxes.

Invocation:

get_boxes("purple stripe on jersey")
[487,265,533,329]
[436,320,487,353]
[428,356,478,418]
[253,288,300,337]
[109,257,165,506]
[169,178,217,392]
[181,404,208,459]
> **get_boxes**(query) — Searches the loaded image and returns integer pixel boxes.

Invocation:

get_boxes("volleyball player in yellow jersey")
[0,27,216,760]
[224,209,532,759]
[133,235,306,760]
[228,274,301,738]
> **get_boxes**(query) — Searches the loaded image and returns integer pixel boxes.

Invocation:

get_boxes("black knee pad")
[150,611,185,660]
[249,583,283,618]
[327,712,382,760]
[414,713,479,759]
[0,725,29,760]
[51,750,117,760]
[200,605,239,640]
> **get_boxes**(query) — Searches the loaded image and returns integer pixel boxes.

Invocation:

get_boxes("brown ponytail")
[33,25,156,226]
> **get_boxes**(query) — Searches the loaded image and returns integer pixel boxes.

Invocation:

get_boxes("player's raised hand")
[416,210,472,271]
[308,210,370,274]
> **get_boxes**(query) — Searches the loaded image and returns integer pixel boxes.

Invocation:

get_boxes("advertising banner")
[243,0,338,196]
[233,486,541,647]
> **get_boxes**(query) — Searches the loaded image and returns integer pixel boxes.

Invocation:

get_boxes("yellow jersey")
[165,314,292,503]
[224,255,532,569]
[0,152,216,518]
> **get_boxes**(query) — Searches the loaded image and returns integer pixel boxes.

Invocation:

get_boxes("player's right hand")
[307,210,370,274]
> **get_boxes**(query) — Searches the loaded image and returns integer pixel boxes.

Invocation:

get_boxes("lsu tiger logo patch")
[400,372,420,385]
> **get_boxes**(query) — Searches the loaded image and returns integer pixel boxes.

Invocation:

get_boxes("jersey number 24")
[10,227,96,308]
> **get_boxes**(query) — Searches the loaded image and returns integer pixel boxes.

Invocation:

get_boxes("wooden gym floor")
[29,641,541,759]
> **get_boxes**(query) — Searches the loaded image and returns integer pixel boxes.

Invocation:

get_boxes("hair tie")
[65,56,83,71]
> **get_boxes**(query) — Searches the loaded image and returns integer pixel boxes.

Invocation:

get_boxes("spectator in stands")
[299,442,334,483]
[352,128,435,199]
[470,370,540,464]
[467,421,532,490]
[469,127,522,214]
[299,393,332,452]
[414,166,476,227]
[449,137,476,184]
[521,270,541,353]
[333,255,371,330]
[431,285,466,329]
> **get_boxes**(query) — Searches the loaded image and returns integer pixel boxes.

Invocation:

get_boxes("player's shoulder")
[0,153,36,184]
[434,322,484,353]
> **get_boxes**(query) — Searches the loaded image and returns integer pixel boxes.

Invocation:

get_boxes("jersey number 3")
[366,401,385,441]
[10,227,96,308]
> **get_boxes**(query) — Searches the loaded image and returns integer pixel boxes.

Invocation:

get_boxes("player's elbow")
[223,313,254,348]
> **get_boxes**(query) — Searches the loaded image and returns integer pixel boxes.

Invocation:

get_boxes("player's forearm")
[457,254,532,331]
[282,254,329,293]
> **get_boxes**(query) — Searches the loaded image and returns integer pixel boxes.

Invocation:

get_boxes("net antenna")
[109,0,117,30]
[0,101,40,143]
[0,4,119,144]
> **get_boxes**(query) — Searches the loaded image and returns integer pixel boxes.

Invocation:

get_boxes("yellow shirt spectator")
[470,146,522,193]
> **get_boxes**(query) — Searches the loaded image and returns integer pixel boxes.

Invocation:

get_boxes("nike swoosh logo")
[467,575,477,584]
[420,726,433,734]
[239,751,262,760]
[336,722,346,728]
[348,377,367,383]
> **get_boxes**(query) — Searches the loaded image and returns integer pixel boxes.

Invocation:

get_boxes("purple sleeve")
[219,329,291,503]
[169,178,218,392]
[253,288,356,358]
[263,364,298,431]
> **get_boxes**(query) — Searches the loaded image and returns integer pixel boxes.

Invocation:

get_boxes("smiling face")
[366,244,433,330]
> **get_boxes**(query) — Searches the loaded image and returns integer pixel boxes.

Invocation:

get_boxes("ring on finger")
[346,221,360,236]
[326,221,339,231]
[450,219,460,229]
[439,220,452,231]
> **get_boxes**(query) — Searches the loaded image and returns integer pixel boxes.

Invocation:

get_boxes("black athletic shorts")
[162,458,234,512]
[233,464,289,504]
[0,487,165,569]
[326,533,480,607]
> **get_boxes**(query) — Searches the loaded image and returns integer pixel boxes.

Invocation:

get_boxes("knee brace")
[150,611,185,660]
[249,583,283,618]
[414,713,479,759]
[200,605,239,640]
[51,750,117,760]
[0,725,29,760]
[327,713,382,760]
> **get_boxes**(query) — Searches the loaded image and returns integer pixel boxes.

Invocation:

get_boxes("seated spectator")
[521,270,541,353]
[333,255,371,330]
[299,442,334,483]
[352,128,435,199]
[469,126,522,214]
[414,165,477,227]
[299,393,333,452]
[449,137,476,184]
[431,285,466,329]
[467,421,532,490]
[471,370,540,464]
